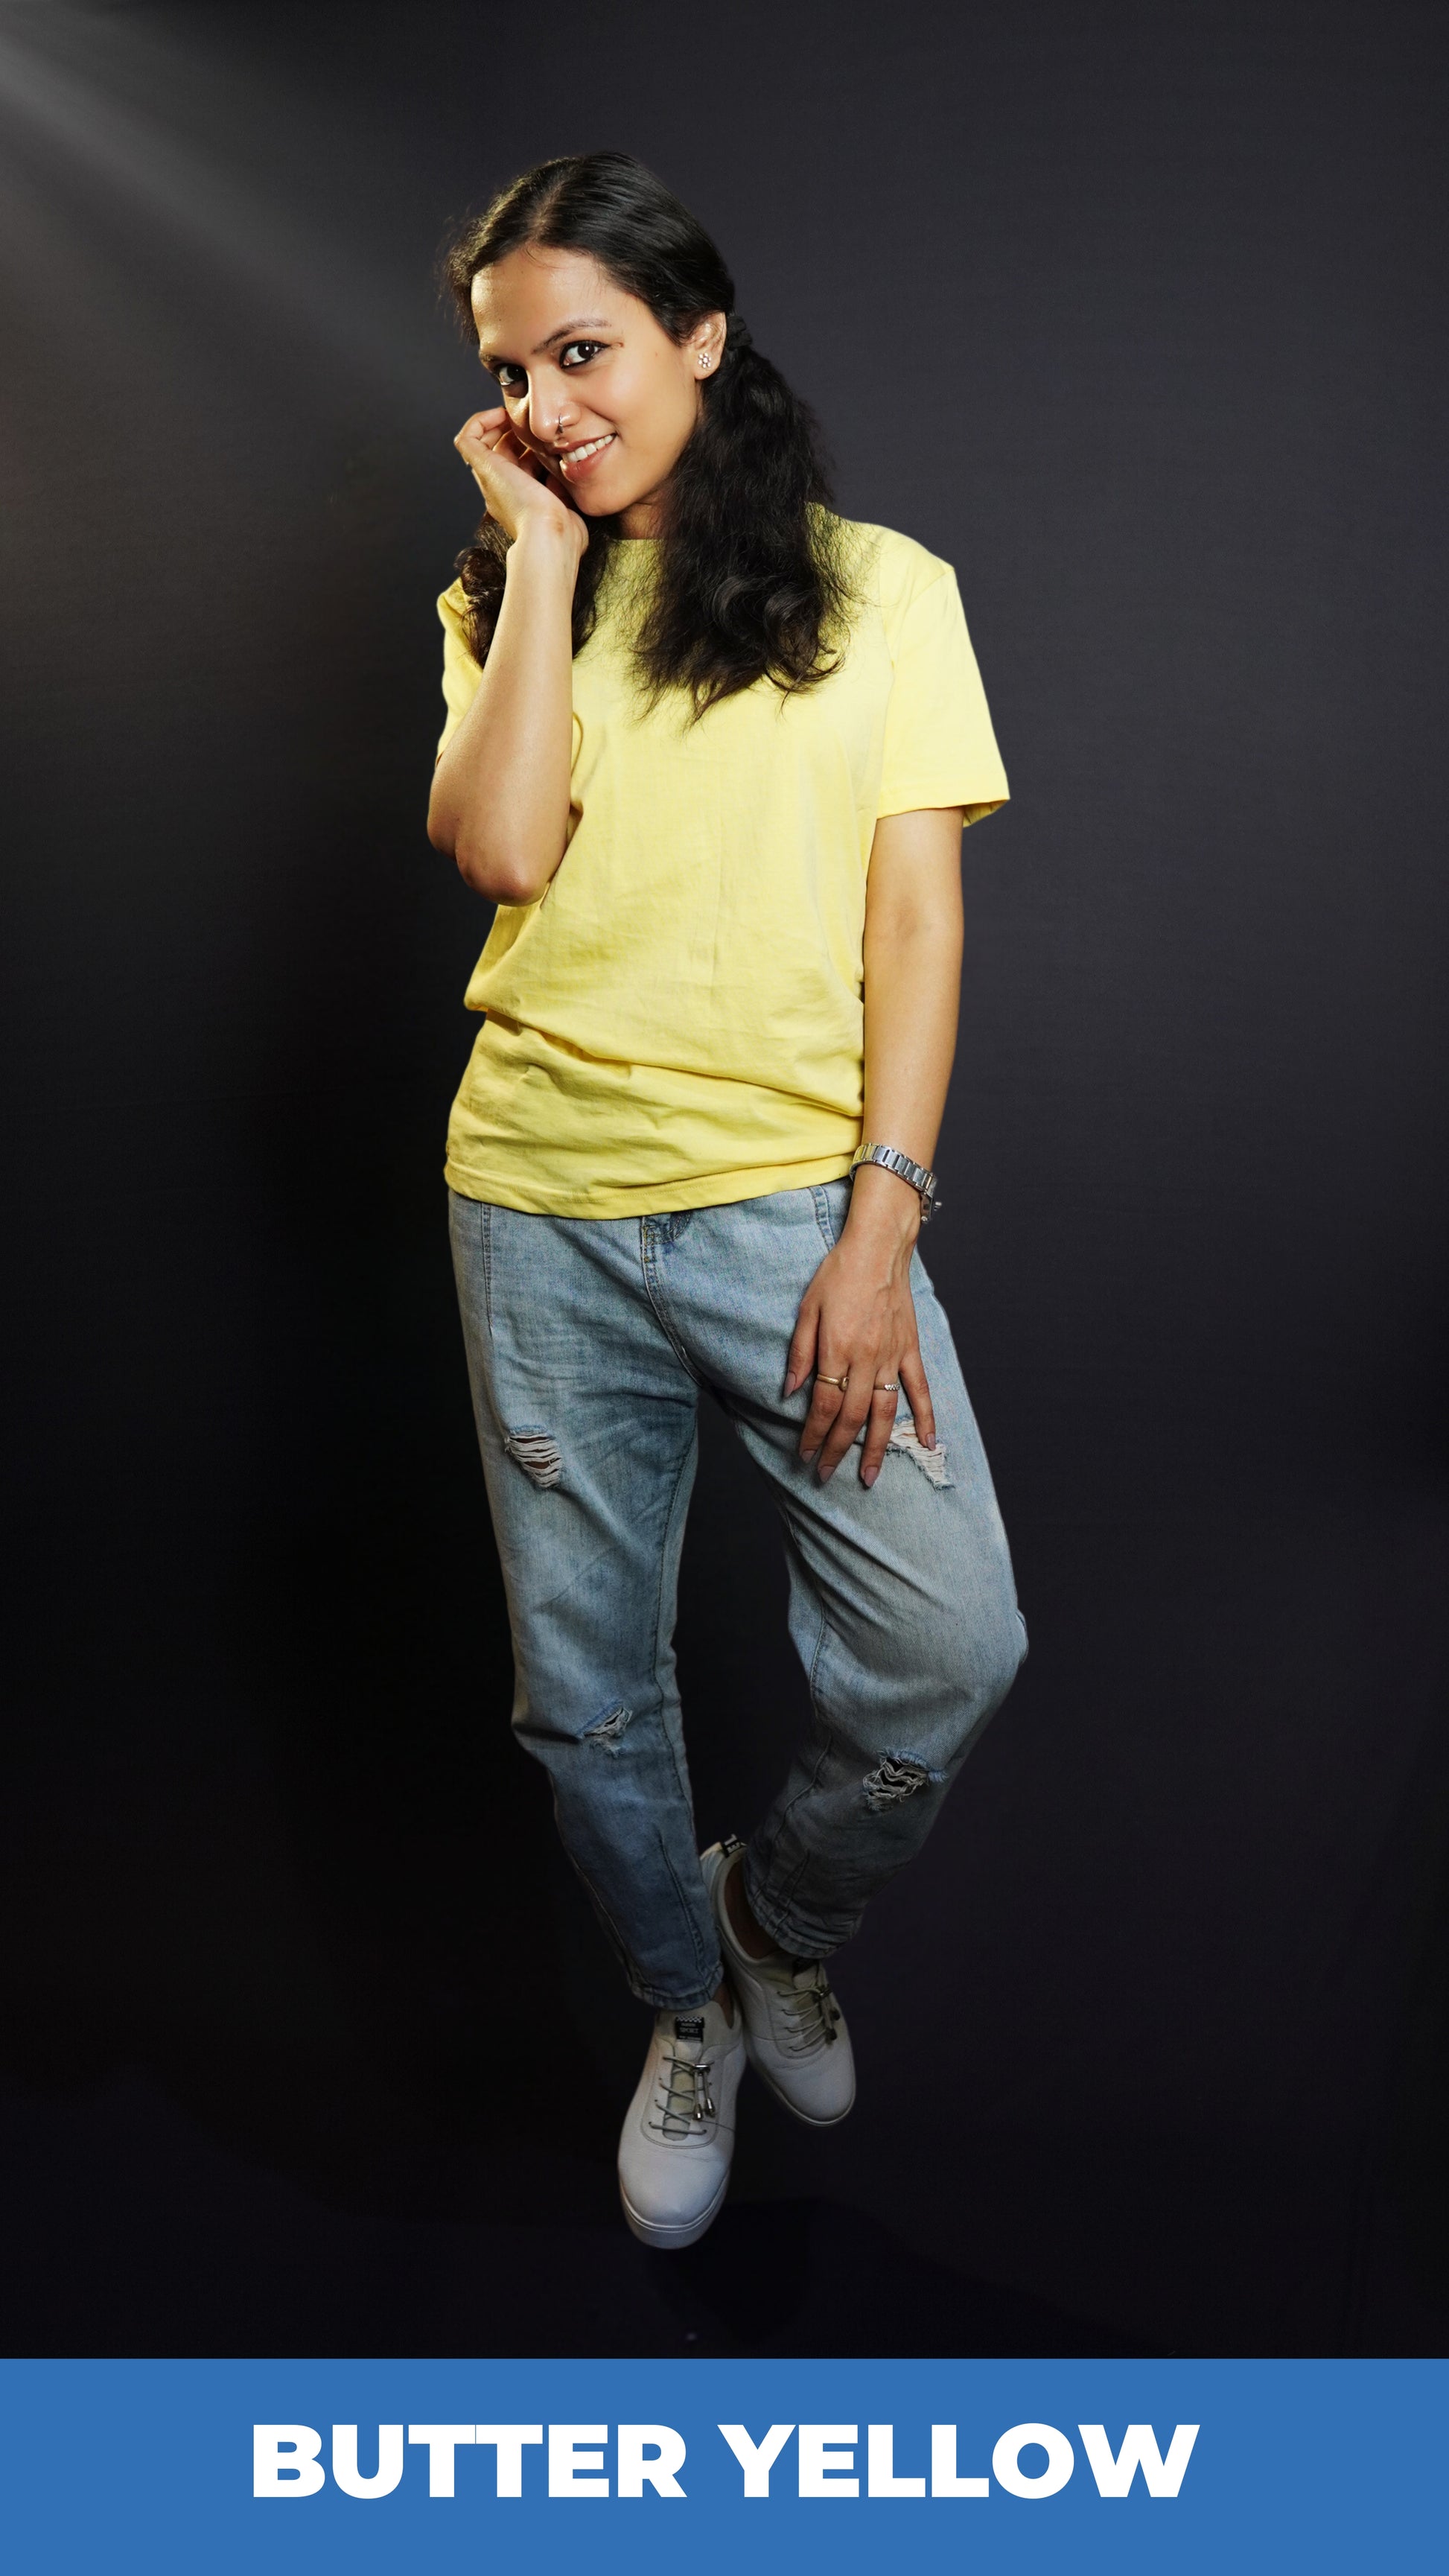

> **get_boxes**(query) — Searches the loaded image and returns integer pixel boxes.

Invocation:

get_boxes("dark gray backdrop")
[3,0,1446,2356]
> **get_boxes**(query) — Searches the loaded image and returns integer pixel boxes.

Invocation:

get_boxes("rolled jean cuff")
[740,1850,847,1963]
[628,1958,724,2013]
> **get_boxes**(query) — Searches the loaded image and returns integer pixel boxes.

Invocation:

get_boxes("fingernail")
[862,1467,878,1488]
[783,1373,797,1396]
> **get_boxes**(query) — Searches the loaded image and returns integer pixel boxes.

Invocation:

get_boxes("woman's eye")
[494,363,524,393]
[560,340,603,369]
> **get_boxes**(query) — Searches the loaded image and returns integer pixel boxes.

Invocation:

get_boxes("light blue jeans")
[449,1180,1026,2009]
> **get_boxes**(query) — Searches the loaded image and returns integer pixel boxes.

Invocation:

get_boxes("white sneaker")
[701,1839,856,2127]
[617,1992,745,2251]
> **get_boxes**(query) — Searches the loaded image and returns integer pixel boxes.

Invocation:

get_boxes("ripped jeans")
[449,1179,1026,2010]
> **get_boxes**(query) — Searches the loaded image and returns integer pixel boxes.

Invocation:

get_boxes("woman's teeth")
[560,433,615,472]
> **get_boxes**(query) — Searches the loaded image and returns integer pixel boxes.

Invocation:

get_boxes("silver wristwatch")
[850,1140,942,1223]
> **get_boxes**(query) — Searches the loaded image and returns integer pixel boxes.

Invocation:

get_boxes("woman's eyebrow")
[481,317,611,366]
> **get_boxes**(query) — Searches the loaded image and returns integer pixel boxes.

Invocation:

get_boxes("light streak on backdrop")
[0,0,451,416]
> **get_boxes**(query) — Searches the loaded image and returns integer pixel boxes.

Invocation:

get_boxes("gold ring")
[815,1372,849,1389]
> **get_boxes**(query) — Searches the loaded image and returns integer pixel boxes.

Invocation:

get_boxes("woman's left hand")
[784,1177,935,1486]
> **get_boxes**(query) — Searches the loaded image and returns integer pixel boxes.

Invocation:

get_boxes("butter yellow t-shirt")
[435,519,1007,1217]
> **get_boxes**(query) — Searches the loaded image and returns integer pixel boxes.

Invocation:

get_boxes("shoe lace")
[779,1963,842,2055]
[650,2047,716,2139]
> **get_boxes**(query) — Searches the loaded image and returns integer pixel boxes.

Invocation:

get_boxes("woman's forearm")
[849,806,965,1244]
[427,518,582,904]
[786,807,964,1473]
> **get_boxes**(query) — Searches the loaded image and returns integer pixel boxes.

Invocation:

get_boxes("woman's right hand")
[453,407,587,559]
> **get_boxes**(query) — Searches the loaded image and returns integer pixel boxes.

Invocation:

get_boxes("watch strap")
[850,1141,942,1222]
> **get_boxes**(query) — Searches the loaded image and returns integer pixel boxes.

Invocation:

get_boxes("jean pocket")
[810,1177,852,1250]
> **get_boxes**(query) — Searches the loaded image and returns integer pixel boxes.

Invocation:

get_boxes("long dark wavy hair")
[440,151,853,713]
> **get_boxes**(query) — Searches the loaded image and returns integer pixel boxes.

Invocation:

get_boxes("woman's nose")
[528,372,573,443]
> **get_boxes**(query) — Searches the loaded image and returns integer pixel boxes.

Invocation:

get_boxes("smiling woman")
[474,272,709,509]
[436,153,853,724]
[425,151,1025,2255]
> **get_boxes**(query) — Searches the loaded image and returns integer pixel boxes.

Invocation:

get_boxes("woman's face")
[470,245,724,529]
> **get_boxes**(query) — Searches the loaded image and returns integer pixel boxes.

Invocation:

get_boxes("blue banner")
[1,2357,1442,2571]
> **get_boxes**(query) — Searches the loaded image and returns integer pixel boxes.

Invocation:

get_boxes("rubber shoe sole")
[620,2164,730,2250]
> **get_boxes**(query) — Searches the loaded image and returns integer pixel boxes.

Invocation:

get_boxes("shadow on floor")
[0,2067,1133,2357]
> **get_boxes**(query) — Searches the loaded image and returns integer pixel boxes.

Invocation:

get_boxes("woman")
[428,151,1025,2250]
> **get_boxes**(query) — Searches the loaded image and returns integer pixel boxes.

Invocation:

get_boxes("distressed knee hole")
[584,1701,633,1752]
[504,1428,563,1489]
[886,1419,952,1486]
[862,1752,937,1810]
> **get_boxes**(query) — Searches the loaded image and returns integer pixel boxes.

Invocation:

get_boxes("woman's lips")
[557,432,616,479]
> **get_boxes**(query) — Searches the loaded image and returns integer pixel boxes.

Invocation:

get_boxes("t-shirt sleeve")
[876,567,1009,826]
[436,584,483,763]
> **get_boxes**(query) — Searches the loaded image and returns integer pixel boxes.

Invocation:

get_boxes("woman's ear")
[689,311,728,377]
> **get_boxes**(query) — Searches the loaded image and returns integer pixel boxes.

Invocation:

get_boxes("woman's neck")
[619,479,669,540]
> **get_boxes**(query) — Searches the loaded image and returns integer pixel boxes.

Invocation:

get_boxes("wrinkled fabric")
[450,1178,1025,2008]
[436,522,1008,1218]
